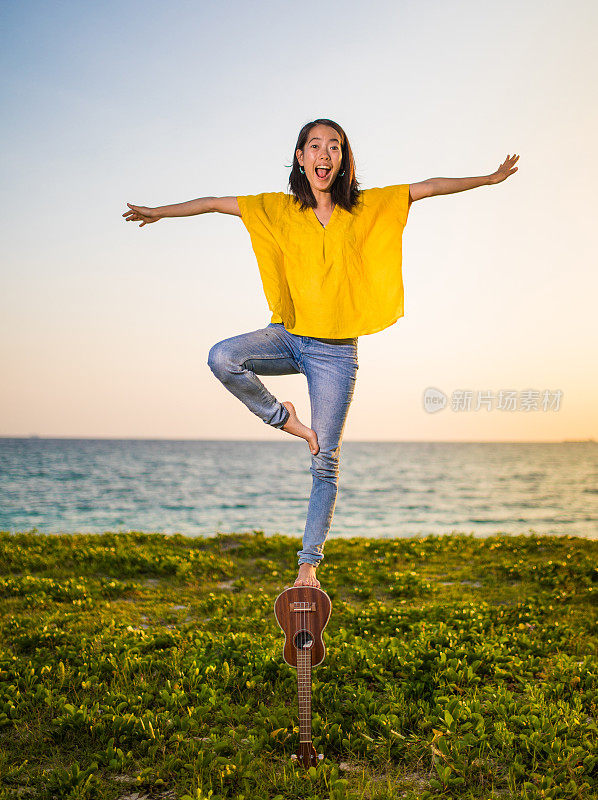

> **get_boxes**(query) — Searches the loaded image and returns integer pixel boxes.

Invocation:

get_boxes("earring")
[299,166,305,174]
[340,170,345,176]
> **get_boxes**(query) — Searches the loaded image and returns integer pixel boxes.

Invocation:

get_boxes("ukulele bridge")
[290,601,316,612]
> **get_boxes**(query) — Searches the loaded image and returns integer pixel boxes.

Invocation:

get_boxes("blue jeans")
[207,322,359,568]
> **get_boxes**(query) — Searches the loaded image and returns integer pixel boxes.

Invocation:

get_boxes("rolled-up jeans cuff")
[297,551,324,567]
[270,404,290,429]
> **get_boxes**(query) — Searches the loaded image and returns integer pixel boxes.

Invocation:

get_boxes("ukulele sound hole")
[294,630,314,650]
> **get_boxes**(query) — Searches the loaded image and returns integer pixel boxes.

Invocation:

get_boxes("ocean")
[0,438,596,539]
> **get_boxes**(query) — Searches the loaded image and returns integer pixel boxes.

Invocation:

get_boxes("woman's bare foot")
[281,401,319,455]
[294,563,321,588]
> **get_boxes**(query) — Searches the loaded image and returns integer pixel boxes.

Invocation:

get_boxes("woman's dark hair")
[287,118,362,213]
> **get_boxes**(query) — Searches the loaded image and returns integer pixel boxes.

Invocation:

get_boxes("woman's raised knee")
[207,342,233,377]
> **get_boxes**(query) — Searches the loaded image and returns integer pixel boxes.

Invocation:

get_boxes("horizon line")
[0,436,595,444]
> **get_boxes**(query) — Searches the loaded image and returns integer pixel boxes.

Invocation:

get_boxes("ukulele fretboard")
[297,647,312,743]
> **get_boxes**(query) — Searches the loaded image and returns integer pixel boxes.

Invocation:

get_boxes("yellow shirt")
[236,184,411,338]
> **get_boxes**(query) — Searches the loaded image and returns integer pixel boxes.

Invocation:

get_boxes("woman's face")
[296,124,343,195]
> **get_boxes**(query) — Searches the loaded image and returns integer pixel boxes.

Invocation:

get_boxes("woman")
[123,118,519,589]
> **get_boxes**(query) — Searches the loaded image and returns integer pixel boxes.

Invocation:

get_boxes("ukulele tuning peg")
[290,754,298,761]
[318,753,324,761]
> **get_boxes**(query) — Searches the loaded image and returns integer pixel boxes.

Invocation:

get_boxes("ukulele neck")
[297,647,312,743]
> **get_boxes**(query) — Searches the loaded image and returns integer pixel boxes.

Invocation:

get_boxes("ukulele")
[273,585,332,767]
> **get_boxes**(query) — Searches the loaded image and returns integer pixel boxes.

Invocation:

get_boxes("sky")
[1,0,596,442]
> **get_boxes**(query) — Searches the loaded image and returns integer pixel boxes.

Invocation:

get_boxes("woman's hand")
[122,203,161,227]
[489,154,519,184]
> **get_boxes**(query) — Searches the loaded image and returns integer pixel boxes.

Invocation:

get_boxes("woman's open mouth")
[315,167,332,180]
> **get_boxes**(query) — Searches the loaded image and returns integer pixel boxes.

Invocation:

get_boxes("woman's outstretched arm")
[431,153,519,196]
[122,196,241,227]
[409,154,519,201]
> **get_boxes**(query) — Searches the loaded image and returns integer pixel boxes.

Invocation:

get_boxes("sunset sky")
[1,0,596,441]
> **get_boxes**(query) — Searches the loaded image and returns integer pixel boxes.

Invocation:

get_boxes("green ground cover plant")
[0,529,596,800]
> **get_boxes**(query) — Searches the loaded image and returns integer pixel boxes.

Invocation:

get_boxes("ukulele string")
[302,587,309,739]
[300,586,304,742]
[305,586,309,743]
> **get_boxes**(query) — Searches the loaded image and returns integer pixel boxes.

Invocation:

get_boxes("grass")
[0,529,596,800]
